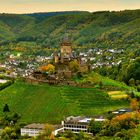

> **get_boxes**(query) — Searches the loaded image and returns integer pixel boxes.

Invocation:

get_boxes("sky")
[0,0,140,14]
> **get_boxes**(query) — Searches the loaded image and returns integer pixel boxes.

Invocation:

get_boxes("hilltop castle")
[30,35,90,85]
[53,35,90,80]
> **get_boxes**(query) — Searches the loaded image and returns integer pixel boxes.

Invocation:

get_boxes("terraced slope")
[0,81,129,124]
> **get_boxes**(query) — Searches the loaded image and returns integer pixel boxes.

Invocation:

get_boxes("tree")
[130,99,139,111]
[137,85,140,92]
[44,124,54,137]
[99,81,103,89]
[88,119,103,135]
[11,113,21,124]
[39,64,55,74]
[1,127,18,140]
[76,131,92,140]
[3,104,10,113]
[136,80,140,86]
[126,57,140,82]
[128,78,135,87]
[37,124,54,140]
[63,130,75,139]
[132,126,140,140]
[129,91,135,98]
[69,59,80,73]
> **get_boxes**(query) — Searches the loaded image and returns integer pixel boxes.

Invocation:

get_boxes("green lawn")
[0,81,129,124]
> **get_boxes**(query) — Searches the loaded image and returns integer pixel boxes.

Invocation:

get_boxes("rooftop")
[112,108,133,115]
[64,116,92,124]
[78,118,92,123]
[23,123,45,129]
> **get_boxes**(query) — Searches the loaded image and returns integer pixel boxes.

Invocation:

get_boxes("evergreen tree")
[3,104,10,113]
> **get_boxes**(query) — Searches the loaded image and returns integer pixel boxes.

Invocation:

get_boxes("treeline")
[97,57,140,90]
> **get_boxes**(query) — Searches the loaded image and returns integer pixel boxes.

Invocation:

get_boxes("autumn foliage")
[99,112,140,137]
[89,111,140,139]
[39,64,55,74]
[111,112,140,129]
[130,99,139,111]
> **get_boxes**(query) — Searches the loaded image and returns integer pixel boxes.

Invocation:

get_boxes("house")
[62,116,106,134]
[21,115,107,137]
[21,123,45,137]
[48,74,58,84]
[32,71,47,80]
[21,123,63,137]
[62,116,92,134]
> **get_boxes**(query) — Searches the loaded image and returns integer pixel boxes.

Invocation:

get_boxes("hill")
[0,10,139,48]
[0,14,36,44]
[25,11,88,22]
[0,79,129,124]
[76,72,133,91]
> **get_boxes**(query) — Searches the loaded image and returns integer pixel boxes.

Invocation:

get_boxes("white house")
[21,123,63,137]
[21,123,45,137]
[62,116,92,134]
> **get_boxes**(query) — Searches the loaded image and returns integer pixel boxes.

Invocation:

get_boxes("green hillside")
[78,72,134,90]
[0,21,14,40]
[0,10,139,48]
[0,80,129,124]
[19,10,140,48]
[0,14,36,44]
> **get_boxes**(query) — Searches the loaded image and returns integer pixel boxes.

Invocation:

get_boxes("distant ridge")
[25,11,89,21]
[0,9,139,49]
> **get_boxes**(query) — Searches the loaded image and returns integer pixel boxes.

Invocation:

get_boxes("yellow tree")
[69,59,80,72]
[40,64,55,74]
[44,124,54,138]
[37,124,54,140]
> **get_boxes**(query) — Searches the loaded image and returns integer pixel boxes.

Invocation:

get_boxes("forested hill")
[0,9,140,49]
[25,11,88,22]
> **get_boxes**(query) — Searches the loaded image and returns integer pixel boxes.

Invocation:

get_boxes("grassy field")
[0,81,129,124]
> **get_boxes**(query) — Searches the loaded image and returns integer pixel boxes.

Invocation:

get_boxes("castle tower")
[60,34,72,63]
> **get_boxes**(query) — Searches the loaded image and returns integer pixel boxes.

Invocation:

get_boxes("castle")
[30,35,90,85]
[53,35,90,80]
[53,36,74,79]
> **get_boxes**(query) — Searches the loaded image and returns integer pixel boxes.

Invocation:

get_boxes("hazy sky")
[0,0,140,13]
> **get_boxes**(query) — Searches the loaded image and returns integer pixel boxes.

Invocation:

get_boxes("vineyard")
[0,81,129,124]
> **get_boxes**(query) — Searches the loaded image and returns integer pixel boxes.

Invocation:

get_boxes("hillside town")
[0,39,125,80]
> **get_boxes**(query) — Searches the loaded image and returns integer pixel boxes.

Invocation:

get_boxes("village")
[0,37,125,81]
